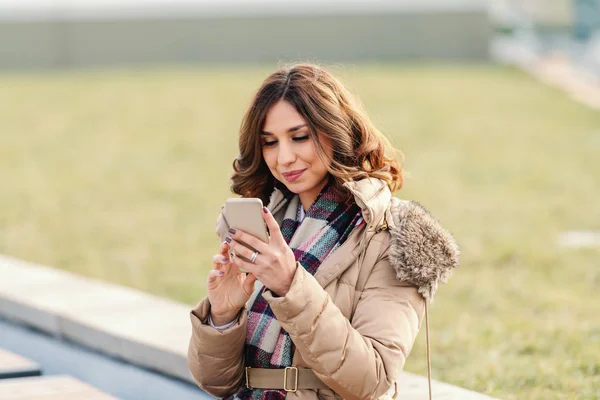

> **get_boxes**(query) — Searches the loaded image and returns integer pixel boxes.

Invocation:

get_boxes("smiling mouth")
[281,169,306,182]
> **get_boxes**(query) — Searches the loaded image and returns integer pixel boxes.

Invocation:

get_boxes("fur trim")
[388,200,459,303]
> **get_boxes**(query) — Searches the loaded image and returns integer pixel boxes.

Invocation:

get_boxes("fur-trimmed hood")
[345,178,460,303]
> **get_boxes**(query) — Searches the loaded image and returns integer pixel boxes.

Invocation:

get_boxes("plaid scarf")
[226,183,363,400]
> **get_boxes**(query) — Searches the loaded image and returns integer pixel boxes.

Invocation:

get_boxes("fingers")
[220,241,230,257]
[213,241,233,274]
[220,241,232,270]
[228,239,257,263]
[212,254,227,266]
[207,268,225,284]
[227,228,269,253]
[261,207,285,245]
[212,253,232,274]
[231,253,259,276]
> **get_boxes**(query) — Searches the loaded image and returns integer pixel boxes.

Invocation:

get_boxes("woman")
[187,64,459,400]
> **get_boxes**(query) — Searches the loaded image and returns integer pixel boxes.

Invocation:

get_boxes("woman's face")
[261,100,332,206]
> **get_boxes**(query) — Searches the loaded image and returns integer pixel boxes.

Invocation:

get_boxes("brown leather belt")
[245,367,329,392]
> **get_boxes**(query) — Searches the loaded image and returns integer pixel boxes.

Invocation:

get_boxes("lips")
[281,169,306,182]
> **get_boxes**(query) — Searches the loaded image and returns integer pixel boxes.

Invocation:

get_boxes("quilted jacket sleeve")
[263,251,425,400]
[187,296,247,397]
[187,209,247,397]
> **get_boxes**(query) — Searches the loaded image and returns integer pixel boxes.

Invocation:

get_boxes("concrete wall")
[0,3,491,69]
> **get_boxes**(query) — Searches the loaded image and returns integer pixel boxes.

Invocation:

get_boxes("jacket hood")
[345,178,459,303]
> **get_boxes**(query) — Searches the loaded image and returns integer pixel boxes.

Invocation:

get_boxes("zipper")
[374,219,388,234]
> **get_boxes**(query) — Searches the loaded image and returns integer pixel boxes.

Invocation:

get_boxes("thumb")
[243,273,258,296]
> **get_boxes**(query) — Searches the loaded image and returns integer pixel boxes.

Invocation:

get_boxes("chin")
[278,179,311,195]
[281,182,305,194]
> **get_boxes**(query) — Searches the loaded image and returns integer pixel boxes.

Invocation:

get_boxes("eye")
[262,140,277,147]
[293,135,309,142]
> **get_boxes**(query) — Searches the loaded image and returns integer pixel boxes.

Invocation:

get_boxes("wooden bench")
[0,375,117,399]
[0,349,41,379]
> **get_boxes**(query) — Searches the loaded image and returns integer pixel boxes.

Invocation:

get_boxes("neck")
[298,176,329,211]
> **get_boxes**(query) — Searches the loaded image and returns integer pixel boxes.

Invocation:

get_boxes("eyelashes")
[262,135,309,147]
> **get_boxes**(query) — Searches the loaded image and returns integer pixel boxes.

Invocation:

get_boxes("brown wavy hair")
[231,63,404,204]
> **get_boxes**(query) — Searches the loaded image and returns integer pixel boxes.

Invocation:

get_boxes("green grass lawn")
[1,64,598,399]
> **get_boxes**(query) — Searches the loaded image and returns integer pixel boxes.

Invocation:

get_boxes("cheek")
[303,141,320,164]
[262,149,277,170]
[303,143,328,173]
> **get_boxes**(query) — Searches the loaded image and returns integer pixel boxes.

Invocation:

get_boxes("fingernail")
[218,271,225,276]
[263,207,268,213]
[221,256,228,263]
[225,236,232,243]
[228,228,237,235]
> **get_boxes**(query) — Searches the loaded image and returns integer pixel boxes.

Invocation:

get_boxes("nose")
[277,141,296,166]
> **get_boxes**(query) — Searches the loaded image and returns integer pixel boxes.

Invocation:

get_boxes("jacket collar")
[268,177,392,231]
[343,177,391,229]
[267,176,391,226]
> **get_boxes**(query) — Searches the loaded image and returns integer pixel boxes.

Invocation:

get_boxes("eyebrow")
[261,124,308,136]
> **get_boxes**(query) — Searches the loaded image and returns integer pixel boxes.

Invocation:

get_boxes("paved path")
[0,254,496,400]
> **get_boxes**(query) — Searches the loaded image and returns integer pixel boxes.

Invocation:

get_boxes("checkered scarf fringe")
[226,183,363,400]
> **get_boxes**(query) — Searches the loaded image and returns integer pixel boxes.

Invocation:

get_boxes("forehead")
[263,100,307,133]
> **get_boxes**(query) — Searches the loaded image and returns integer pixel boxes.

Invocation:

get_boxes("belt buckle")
[245,367,252,389]
[284,367,298,393]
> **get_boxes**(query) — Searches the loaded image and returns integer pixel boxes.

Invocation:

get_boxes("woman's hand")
[226,207,298,297]
[207,241,257,325]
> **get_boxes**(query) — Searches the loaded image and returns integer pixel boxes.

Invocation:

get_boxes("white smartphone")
[223,198,269,272]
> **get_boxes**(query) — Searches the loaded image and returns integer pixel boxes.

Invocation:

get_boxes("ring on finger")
[250,251,259,264]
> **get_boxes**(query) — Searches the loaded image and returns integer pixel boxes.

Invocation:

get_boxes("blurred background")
[0,1,599,399]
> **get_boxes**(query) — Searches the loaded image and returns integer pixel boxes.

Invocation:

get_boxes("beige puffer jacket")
[188,177,459,400]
